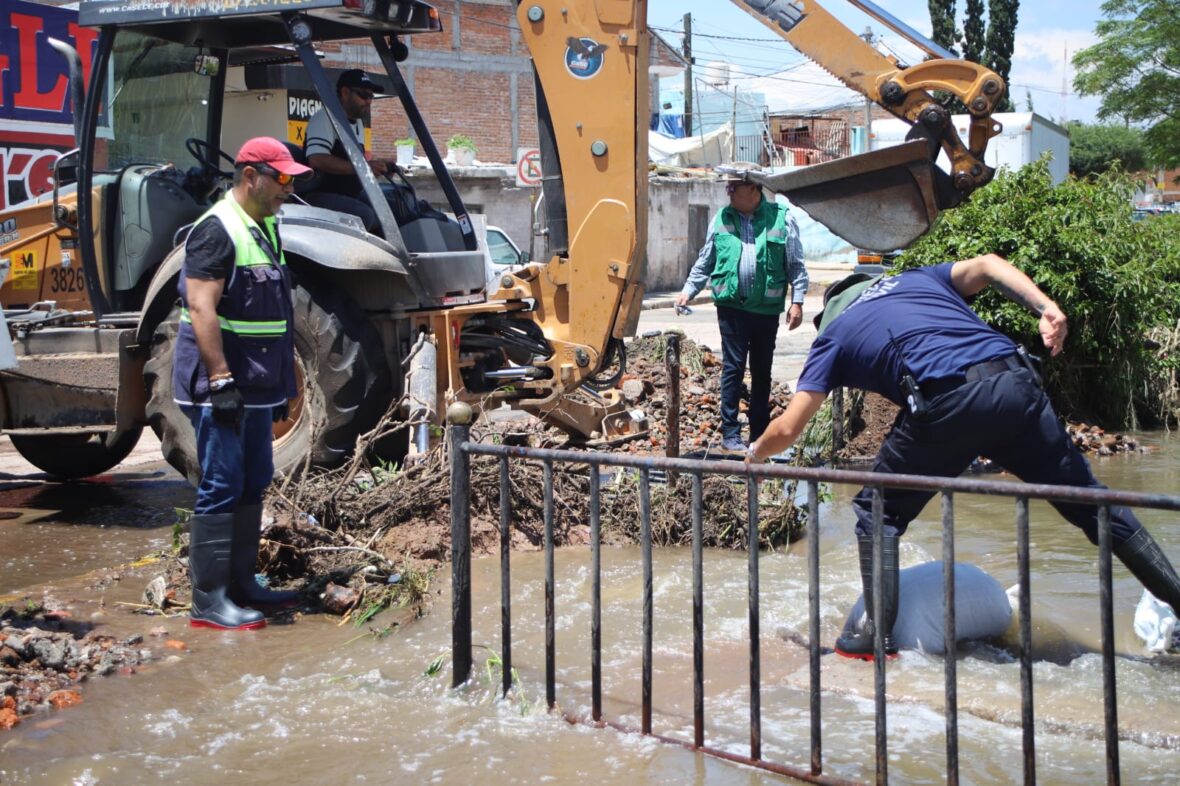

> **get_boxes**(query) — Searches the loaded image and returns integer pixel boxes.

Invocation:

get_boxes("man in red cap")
[173,137,310,630]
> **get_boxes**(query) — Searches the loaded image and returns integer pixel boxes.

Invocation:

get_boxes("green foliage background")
[893,159,1180,430]
[1067,122,1147,177]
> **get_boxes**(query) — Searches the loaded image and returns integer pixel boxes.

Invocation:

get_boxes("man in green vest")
[675,177,808,452]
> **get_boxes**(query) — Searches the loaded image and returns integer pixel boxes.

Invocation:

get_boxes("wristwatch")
[209,376,235,392]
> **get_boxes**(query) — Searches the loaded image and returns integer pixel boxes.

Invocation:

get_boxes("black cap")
[337,69,381,92]
[812,272,876,330]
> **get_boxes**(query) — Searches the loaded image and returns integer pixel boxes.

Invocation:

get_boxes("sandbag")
[1133,589,1179,653]
[842,561,1012,655]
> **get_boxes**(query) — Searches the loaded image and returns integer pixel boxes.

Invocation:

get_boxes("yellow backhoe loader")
[0,0,1005,481]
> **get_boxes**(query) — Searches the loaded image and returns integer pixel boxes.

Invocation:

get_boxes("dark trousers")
[184,406,275,516]
[302,191,379,233]
[853,367,1142,546]
[716,306,780,442]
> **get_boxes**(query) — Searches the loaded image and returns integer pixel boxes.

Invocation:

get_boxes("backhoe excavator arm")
[732,0,1005,204]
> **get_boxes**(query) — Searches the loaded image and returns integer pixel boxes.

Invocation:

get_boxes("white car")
[486,226,524,270]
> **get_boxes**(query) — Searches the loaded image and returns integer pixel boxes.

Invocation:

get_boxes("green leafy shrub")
[446,133,476,152]
[893,159,1180,429]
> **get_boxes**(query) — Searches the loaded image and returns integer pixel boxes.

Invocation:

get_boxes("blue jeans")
[716,306,780,442]
[184,406,275,515]
[853,367,1142,546]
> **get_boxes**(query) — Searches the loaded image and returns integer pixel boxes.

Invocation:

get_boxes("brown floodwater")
[1,436,1178,784]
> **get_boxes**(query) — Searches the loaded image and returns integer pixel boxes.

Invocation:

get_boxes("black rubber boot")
[835,534,900,660]
[1115,528,1180,612]
[227,503,301,611]
[189,513,266,631]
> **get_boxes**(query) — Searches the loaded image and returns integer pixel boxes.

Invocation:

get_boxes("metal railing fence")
[447,413,1180,785]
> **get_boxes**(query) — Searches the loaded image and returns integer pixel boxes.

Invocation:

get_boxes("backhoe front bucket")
[749,140,941,252]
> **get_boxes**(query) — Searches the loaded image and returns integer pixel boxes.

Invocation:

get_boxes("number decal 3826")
[49,266,86,293]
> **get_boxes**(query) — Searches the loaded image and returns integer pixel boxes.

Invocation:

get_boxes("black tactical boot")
[835,534,900,660]
[1115,527,1180,612]
[227,503,301,611]
[189,513,266,631]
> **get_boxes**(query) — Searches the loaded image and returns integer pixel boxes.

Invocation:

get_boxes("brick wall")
[323,0,536,164]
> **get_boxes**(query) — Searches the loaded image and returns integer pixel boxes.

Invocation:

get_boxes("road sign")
[516,148,542,187]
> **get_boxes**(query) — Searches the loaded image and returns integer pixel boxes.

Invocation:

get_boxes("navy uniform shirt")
[797,263,1018,406]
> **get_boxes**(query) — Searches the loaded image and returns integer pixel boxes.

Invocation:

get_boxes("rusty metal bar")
[591,465,602,722]
[1098,505,1120,786]
[748,476,762,761]
[640,468,653,736]
[808,480,823,776]
[941,491,959,786]
[500,456,512,698]
[449,419,472,689]
[692,470,705,749]
[586,714,865,786]
[871,486,888,785]
[462,443,1180,513]
[666,332,681,485]
[1016,496,1035,786]
[544,458,556,710]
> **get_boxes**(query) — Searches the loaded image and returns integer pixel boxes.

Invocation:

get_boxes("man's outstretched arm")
[950,253,1068,356]
[747,390,827,462]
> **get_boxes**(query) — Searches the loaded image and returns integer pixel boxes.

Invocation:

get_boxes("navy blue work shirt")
[796,263,1018,406]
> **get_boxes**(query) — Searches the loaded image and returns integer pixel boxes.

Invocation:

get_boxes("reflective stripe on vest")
[179,308,288,336]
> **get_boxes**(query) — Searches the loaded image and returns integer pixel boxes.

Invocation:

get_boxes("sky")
[647,0,1108,124]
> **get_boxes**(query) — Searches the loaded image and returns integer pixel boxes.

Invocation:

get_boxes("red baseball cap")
[235,137,312,177]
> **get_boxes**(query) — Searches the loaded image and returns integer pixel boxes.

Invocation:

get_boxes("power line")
[650,23,789,45]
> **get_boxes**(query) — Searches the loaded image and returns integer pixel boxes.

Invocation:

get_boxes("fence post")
[665,332,681,485]
[448,402,474,689]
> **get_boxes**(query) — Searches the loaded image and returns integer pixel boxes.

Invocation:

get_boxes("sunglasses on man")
[241,162,298,186]
[348,87,375,101]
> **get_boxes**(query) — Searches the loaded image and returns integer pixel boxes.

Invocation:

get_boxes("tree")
[1073,0,1180,169]
[1067,121,1147,176]
[926,1,1019,111]
[928,0,959,55]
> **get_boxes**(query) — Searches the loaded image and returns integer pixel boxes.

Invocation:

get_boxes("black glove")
[210,382,244,431]
[272,402,290,423]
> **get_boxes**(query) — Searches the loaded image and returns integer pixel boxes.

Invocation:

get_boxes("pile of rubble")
[0,604,162,730]
[1066,422,1142,455]
[484,332,796,453]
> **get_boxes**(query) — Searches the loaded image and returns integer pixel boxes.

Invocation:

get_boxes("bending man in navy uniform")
[676,177,807,452]
[748,254,1180,659]
[174,137,308,630]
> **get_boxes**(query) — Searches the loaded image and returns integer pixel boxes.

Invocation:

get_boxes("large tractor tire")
[143,282,392,486]
[8,426,144,479]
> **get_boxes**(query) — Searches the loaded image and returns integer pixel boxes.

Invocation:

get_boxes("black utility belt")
[901,350,1040,417]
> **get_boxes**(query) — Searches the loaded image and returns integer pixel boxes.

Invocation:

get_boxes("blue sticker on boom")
[565,37,607,79]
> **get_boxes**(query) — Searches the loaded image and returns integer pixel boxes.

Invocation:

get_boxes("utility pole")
[730,84,739,162]
[861,26,874,154]
[682,13,693,137]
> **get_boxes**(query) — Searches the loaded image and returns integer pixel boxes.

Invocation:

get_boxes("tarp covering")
[649,122,734,168]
